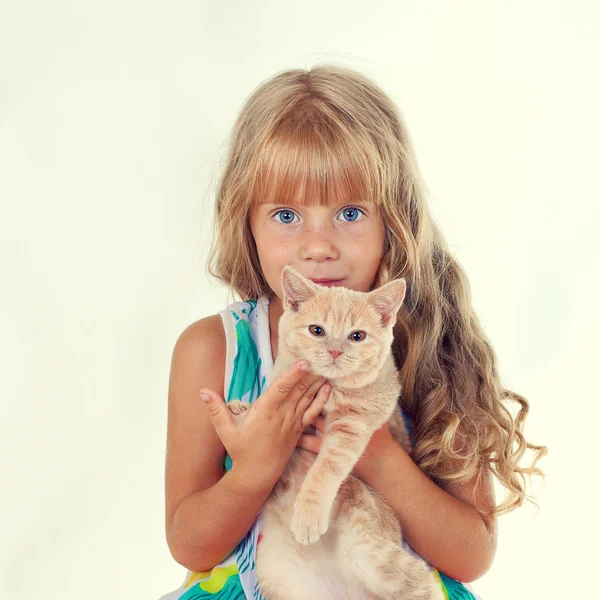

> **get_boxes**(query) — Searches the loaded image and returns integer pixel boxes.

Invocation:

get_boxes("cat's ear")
[281,266,318,312]
[368,279,406,328]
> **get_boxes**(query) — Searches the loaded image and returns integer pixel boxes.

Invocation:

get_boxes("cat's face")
[278,266,406,384]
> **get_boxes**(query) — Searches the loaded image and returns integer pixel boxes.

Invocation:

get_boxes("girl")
[160,65,547,600]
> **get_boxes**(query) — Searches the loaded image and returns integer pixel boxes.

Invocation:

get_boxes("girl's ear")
[368,278,407,328]
[281,266,318,312]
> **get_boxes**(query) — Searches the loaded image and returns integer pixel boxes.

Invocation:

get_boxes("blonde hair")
[207,64,547,521]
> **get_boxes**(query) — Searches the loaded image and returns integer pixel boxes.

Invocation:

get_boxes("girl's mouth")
[309,279,344,287]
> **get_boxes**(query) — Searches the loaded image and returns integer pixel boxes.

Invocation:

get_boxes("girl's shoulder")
[179,312,227,345]
[174,313,227,394]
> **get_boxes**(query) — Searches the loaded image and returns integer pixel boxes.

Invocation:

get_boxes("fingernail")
[200,392,210,401]
[323,384,331,393]
[298,361,310,372]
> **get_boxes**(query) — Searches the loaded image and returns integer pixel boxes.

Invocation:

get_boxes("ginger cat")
[229,266,444,600]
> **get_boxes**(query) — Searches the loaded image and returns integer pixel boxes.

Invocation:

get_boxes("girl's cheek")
[273,237,292,256]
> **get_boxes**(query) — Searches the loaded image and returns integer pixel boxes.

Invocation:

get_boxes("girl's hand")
[200,360,331,487]
[297,417,396,480]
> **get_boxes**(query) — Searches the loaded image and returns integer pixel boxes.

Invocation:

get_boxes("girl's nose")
[329,349,342,361]
[301,228,339,261]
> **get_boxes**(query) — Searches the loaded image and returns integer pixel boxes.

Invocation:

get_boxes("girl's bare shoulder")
[169,314,227,403]
[175,314,226,371]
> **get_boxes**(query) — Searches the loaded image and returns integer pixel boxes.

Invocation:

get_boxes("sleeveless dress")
[159,296,483,600]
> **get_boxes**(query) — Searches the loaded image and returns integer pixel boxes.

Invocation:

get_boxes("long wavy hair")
[206,64,547,521]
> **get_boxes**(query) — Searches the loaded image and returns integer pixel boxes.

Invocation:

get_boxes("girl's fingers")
[297,433,322,454]
[298,376,327,408]
[265,361,310,409]
[285,373,325,409]
[313,416,325,432]
[300,383,331,429]
[294,376,326,415]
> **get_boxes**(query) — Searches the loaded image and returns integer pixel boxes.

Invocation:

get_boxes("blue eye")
[273,209,299,224]
[337,207,365,222]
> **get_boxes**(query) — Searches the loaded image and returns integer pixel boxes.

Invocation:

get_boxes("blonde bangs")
[249,105,383,209]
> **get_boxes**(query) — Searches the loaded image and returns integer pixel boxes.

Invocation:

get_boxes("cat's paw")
[227,400,251,415]
[290,496,330,545]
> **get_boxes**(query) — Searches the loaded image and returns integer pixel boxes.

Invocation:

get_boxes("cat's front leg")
[227,399,251,415]
[290,480,330,546]
[291,420,373,545]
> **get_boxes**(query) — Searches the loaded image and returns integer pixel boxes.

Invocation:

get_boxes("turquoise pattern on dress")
[439,572,477,599]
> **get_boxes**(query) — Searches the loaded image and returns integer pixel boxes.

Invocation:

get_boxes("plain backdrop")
[1,1,598,598]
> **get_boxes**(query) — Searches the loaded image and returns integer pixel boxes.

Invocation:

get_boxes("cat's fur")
[229,266,445,600]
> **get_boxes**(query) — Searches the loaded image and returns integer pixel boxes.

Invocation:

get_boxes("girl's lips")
[310,279,344,287]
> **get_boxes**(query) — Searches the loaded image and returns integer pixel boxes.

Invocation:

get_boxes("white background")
[1,1,598,598]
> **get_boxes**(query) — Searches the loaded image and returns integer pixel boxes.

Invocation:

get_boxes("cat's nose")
[329,349,342,361]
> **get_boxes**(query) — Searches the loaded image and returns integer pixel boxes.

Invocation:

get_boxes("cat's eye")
[308,325,326,337]
[349,331,367,342]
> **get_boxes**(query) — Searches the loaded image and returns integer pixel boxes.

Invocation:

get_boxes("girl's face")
[249,194,386,300]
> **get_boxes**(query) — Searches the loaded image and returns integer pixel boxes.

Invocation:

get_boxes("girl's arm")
[354,424,497,583]
[165,316,270,572]
[169,466,278,572]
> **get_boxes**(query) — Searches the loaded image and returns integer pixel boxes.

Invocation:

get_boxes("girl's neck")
[268,294,283,363]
